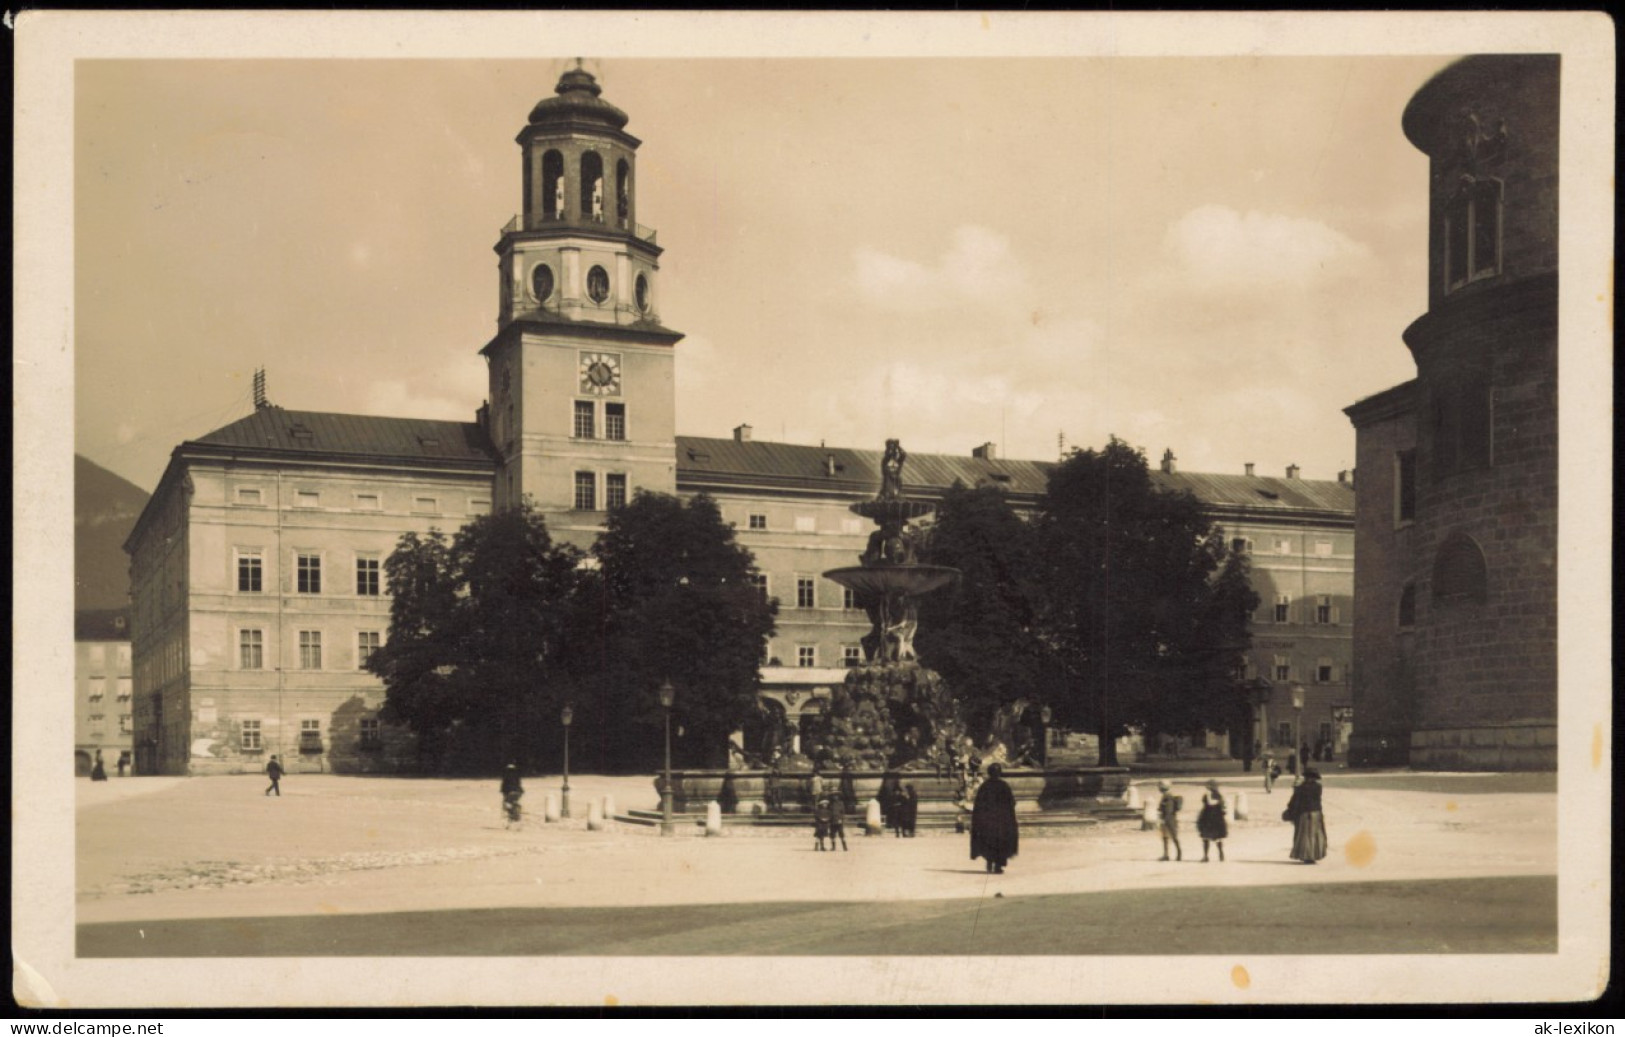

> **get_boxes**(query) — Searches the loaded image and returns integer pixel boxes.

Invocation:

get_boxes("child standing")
[824,796,848,852]
[813,796,833,852]
[1197,779,1228,862]
[1156,780,1183,861]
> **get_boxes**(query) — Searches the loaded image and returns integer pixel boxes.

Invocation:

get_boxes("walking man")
[265,754,284,797]
[1156,780,1183,861]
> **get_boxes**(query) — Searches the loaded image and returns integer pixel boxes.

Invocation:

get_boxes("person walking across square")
[264,755,283,797]
[1156,780,1183,861]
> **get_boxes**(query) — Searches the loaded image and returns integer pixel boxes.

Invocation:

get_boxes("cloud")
[1163,205,1372,292]
[852,224,1029,311]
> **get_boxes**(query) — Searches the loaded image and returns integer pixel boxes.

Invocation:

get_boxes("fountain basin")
[657,767,1131,816]
[823,564,960,598]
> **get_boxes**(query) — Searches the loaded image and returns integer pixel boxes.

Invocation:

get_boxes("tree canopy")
[1033,438,1256,763]
[369,493,775,774]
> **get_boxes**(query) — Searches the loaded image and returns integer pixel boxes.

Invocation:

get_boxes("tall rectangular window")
[297,553,322,594]
[843,645,862,668]
[796,577,816,609]
[241,719,262,751]
[1276,721,1293,747]
[604,402,626,441]
[1273,654,1292,682]
[797,645,816,668]
[237,550,263,593]
[300,718,322,753]
[843,587,858,610]
[1316,595,1336,625]
[298,630,323,670]
[1317,658,1335,683]
[573,471,596,511]
[1274,595,1291,624]
[356,557,381,596]
[573,400,595,439]
[357,631,382,668]
[360,717,382,749]
[239,629,264,670]
[1395,449,1417,523]
[1446,179,1501,291]
[749,573,769,602]
[605,473,628,510]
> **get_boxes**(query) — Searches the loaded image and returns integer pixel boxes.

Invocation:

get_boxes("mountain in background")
[76,455,151,611]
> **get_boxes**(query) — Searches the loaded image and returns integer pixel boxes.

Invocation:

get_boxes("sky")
[74,54,1453,492]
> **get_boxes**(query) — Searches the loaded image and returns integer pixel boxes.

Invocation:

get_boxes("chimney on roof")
[734,424,753,443]
[825,453,838,476]
[1286,464,1301,479]
[972,442,998,461]
[1161,448,1176,474]
[1337,469,1349,485]
[1244,462,1255,477]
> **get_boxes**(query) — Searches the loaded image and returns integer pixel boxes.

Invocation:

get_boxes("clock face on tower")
[579,352,622,396]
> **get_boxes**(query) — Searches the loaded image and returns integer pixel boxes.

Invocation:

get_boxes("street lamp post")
[1290,682,1305,777]
[1039,705,1052,770]
[560,705,574,819]
[658,680,676,837]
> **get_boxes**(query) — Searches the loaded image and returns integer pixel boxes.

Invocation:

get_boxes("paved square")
[76,770,1556,956]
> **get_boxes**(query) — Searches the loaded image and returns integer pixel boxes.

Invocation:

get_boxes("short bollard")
[586,800,604,831]
[1233,791,1249,820]
[1141,798,1158,831]
[543,792,561,823]
[705,801,723,837]
[602,794,616,821]
[864,798,883,836]
[1125,784,1142,810]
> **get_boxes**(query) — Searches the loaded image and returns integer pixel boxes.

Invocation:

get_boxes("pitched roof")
[676,435,1354,517]
[75,607,132,642]
[675,436,1051,499]
[186,408,497,467]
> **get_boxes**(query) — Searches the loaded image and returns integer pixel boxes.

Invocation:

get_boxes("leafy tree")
[1034,438,1253,765]
[914,482,1059,741]
[582,491,777,770]
[368,503,584,773]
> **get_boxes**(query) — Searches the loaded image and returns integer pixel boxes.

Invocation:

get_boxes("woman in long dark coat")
[1283,768,1328,864]
[1196,779,1228,862]
[970,762,1019,874]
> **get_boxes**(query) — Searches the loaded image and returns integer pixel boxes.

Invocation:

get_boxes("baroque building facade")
[1344,55,1558,769]
[127,68,1353,775]
[75,608,133,775]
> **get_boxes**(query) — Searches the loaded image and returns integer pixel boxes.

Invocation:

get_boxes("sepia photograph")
[13,10,1614,1009]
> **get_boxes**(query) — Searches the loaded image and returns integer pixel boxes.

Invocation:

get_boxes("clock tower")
[481,65,682,544]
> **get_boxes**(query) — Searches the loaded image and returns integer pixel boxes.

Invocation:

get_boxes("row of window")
[83,644,133,668]
[1258,594,1342,626]
[572,400,627,440]
[749,574,862,611]
[236,550,384,597]
[743,512,867,535]
[84,713,134,735]
[237,628,383,671]
[572,471,629,512]
[529,149,633,226]
[1236,656,1345,684]
[238,716,380,752]
[1229,536,1341,558]
[766,643,867,669]
[83,679,133,701]
[233,486,490,516]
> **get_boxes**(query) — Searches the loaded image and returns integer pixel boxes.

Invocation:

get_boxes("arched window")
[616,159,632,228]
[1432,533,1487,604]
[542,150,565,221]
[580,152,605,223]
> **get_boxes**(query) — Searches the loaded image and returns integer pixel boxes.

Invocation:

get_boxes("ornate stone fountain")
[653,439,1132,823]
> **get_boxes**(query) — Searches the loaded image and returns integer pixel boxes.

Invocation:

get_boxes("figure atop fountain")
[879,439,908,501]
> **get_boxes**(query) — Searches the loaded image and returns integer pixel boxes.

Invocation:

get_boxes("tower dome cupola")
[527,67,631,132]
